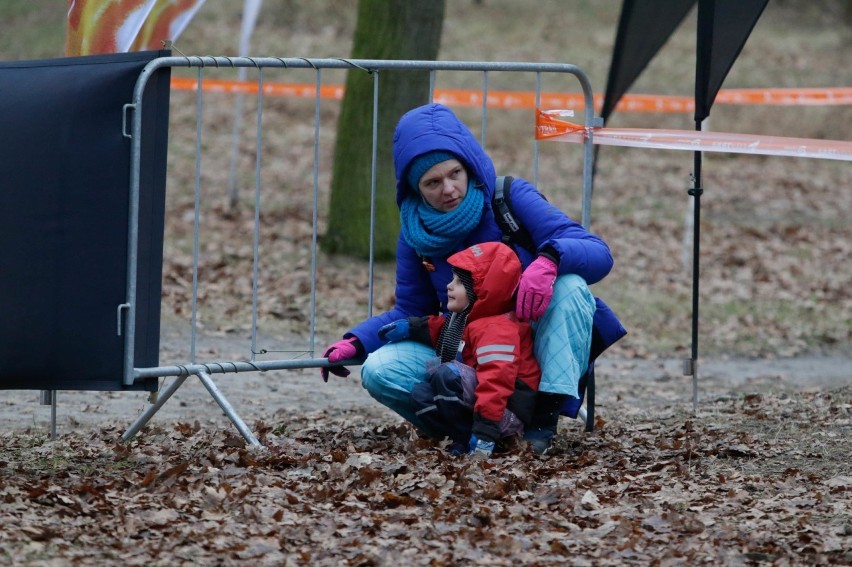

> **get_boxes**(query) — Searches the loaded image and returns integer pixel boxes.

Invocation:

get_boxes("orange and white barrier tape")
[170,77,851,112]
[171,76,345,99]
[596,88,852,113]
[535,109,852,161]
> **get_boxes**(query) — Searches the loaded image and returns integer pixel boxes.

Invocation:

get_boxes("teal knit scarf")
[400,181,484,258]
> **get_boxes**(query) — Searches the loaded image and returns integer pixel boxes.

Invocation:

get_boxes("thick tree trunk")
[324,0,445,260]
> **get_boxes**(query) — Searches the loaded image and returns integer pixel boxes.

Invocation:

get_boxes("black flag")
[601,0,697,123]
[695,0,769,122]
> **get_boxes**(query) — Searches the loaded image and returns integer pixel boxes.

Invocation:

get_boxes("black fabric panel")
[601,0,697,123]
[0,50,169,391]
[694,0,768,122]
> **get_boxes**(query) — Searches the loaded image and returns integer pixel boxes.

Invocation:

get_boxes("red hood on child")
[447,242,521,322]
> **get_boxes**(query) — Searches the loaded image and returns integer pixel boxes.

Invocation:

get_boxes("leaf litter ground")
[1,362,849,565]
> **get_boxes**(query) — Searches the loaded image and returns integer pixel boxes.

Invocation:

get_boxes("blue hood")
[392,103,496,207]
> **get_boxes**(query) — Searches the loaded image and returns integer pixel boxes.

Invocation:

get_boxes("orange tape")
[170,76,345,99]
[169,77,851,112]
[601,88,852,113]
[535,109,852,161]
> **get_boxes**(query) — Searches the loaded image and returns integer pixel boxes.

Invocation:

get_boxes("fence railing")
[121,57,599,445]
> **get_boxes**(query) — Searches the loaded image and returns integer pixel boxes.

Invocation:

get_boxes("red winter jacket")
[426,242,541,425]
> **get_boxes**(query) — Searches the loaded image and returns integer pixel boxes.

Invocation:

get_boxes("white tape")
[537,110,852,162]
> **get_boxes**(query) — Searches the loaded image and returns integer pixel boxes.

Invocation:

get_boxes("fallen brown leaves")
[2,387,849,565]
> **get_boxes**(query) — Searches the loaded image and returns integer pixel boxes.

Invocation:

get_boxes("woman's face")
[446,273,470,313]
[416,158,468,212]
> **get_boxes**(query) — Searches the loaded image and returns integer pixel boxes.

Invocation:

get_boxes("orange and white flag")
[130,0,206,52]
[65,0,206,56]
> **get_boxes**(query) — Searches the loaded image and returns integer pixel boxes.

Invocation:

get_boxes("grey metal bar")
[534,72,542,188]
[308,68,322,355]
[481,70,488,147]
[190,67,204,364]
[121,95,142,383]
[135,356,349,379]
[196,370,261,447]
[144,56,591,75]
[249,67,265,362]
[226,65,248,208]
[578,76,597,229]
[117,303,129,335]
[367,71,379,318]
[40,390,57,439]
[122,375,190,440]
[50,393,56,439]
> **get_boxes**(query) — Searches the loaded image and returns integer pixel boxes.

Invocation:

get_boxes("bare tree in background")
[323,0,445,259]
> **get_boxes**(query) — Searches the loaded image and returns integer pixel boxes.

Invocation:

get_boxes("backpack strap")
[493,175,536,255]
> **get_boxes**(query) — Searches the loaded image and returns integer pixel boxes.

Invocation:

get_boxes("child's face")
[446,274,470,313]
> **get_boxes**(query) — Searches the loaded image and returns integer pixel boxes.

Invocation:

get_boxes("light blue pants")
[360,274,596,432]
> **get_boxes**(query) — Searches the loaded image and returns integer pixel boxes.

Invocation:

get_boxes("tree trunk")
[324,0,445,260]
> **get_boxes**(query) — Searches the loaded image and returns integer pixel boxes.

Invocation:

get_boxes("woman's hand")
[516,255,557,321]
[320,337,362,382]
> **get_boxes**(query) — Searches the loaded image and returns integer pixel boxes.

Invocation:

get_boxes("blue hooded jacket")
[348,103,625,356]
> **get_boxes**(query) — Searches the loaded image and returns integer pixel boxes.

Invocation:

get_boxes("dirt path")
[2,324,848,438]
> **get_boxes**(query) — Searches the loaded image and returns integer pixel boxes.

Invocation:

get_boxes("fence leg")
[584,366,596,432]
[121,372,261,447]
[196,370,261,447]
[121,374,189,441]
[40,390,57,439]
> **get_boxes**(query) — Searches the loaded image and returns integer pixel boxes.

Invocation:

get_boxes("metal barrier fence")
[121,57,599,445]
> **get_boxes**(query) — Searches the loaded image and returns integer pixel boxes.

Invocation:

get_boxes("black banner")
[695,0,768,122]
[0,50,170,391]
[602,0,767,124]
[601,0,697,123]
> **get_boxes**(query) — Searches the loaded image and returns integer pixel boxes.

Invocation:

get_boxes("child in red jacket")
[379,242,541,457]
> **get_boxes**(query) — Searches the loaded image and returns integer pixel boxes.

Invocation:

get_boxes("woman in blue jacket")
[321,103,625,454]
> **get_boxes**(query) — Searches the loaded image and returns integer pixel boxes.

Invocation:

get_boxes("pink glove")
[516,255,558,321]
[320,337,360,382]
